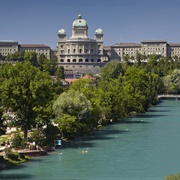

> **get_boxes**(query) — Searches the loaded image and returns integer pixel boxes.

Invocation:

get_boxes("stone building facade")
[0,41,50,60]
[54,14,106,74]
[0,40,19,57]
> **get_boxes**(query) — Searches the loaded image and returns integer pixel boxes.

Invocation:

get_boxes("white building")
[55,14,106,74]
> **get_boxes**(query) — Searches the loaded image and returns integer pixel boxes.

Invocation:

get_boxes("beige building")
[55,14,105,74]
[0,41,50,60]
[110,40,180,61]
[19,44,51,59]
[0,40,18,57]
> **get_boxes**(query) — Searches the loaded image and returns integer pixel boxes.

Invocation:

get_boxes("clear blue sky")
[1,0,180,48]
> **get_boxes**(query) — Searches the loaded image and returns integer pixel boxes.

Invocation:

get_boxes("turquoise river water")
[1,100,180,180]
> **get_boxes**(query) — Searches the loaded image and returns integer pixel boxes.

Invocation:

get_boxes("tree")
[163,69,180,94]
[24,51,38,66]
[55,66,65,80]
[38,54,51,72]
[53,89,92,138]
[6,51,25,62]
[50,55,58,76]
[100,60,124,81]
[0,61,53,140]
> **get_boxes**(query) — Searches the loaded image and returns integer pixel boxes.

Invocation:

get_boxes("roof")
[82,75,96,80]
[169,43,180,47]
[103,46,111,50]
[72,14,87,27]
[95,28,103,34]
[112,43,141,47]
[141,40,167,43]
[19,44,50,48]
[64,78,79,84]
[58,28,66,35]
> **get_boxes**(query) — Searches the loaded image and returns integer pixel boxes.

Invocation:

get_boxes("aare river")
[1,100,180,180]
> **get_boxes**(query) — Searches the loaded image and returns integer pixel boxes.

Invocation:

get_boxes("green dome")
[95,28,103,34]
[58,28,66,34]
[72,14,87,27]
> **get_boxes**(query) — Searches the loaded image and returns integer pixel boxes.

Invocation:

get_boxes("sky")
[1,0,180,49]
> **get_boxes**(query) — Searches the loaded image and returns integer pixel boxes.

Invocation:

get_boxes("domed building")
[55,14,105,74]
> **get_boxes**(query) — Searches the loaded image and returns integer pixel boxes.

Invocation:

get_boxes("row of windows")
[60,58,101,62]
[65,65,101,68]
[60,49,101,54]
[0,49,16,52]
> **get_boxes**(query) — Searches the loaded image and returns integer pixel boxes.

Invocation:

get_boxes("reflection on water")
[1,100,180,180]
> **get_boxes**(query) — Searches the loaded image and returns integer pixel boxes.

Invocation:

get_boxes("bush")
[4,148,18,160]
[165,174,180,180]
[12,131,27,149]
[30,129,46,146]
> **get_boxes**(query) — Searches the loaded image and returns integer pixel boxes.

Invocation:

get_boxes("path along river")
[1,100,180,180]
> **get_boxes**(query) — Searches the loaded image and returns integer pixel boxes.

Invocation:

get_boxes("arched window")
[79,49,82,53]
[91,59,94,62]
[60,59,64,62]
[68,49,70,53]
[85,59,89,62]
[79,59,83,62]
[73,59,76,62]
[97,59,101,62]
[67,59,70,62]
[73,49,76,53]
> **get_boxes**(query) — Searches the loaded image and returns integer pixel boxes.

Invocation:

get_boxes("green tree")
[0,62,53,140]
[50,55,58,76]
[24,51,38,66]
[100,60,124,81]
[55,66,65,81]
[53,89,92,138]
[38,54,51,72]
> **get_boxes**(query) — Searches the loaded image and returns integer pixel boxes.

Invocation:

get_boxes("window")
[79,59,83,62]
[73,49,76,53]
[79,49,82,53]
[67,59,70,62]
[91,59,94,62]
[73,59,76,62]
[68,49,70,53]
[97,59,101,62]
[60,59,64,62]
[85,59,89,62]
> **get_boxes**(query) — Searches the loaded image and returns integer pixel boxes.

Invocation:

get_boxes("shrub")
[30,129,46,146]
[12,131,27,149]
[165,174,180,180]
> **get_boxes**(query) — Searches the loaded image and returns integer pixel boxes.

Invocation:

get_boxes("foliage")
[4,148,19,161]
[30,129,46,146]
[6,51,25,62]
[11,131,27,149]
[163,69,180,94]
[53,89,93,139]
[55,66,65,80]
[165,174,180,180]
[43,124,61,146]
[49,55,58,76]
[54,114,81,139]
[0,61,53,140]
[38,54,51,72]
[100,60,124,81]
[24,51,38,66]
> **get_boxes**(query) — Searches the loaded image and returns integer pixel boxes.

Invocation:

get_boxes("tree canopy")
[0,61,53,140]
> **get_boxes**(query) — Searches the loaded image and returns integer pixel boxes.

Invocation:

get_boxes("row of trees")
[1,52,180,142]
